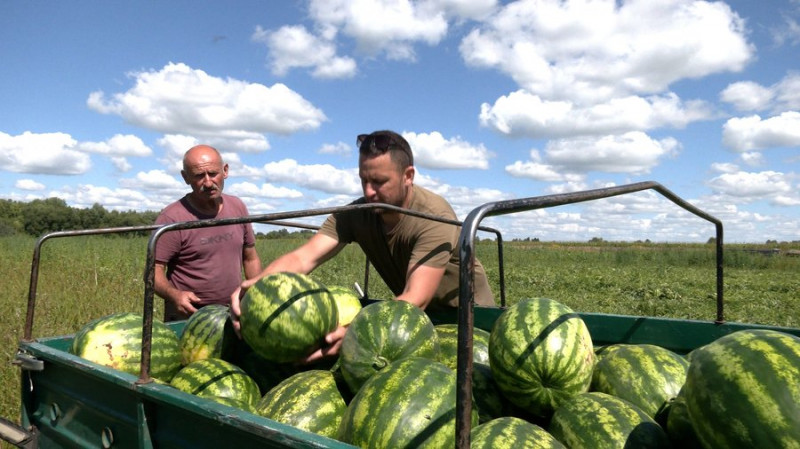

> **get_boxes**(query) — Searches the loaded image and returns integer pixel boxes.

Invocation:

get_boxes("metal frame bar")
[453,180,724,448]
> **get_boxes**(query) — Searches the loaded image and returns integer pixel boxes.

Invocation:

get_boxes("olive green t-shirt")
[318,185,495,309]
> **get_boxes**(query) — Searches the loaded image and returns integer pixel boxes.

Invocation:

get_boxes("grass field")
[1,234,798,432]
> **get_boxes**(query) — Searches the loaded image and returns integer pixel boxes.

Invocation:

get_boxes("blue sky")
[2,0,799,243]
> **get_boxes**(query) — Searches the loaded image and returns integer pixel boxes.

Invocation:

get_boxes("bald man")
[154,145,262,321]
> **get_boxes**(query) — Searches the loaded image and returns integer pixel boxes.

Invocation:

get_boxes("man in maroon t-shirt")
[154,145,262,321]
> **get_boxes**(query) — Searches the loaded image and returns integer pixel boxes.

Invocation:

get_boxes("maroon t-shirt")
[155,194,255,307]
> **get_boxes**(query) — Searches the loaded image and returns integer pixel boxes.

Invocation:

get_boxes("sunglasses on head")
[357,133,398,151]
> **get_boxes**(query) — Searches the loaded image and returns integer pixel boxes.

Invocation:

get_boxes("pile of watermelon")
[70,274,800,448]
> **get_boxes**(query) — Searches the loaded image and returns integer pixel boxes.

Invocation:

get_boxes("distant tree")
[22,198,78,236]
[707,237,716,245]
[589,237,605,243]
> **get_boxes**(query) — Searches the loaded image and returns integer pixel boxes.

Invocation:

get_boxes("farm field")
[0,234,798,429]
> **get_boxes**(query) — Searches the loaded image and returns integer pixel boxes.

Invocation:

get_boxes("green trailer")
[3,181,798,448]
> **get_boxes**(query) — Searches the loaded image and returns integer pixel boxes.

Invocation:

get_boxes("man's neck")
[187,194,223,216]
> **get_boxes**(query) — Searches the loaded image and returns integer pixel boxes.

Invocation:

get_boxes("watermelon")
[435,323,491,367]
[255,370,347,439]
[549,392,671,448]
[327,285,363,326]
[663,392,703,448]
[471,417,565,449]
[239,272,338,363]
[590,343,688,418]
[339,300,439,393]
[435,323,508,423]
[338,357,478,448]
[237,349,301,395]
[206,395,255,414]
[489,298,594,418]
[170,358,261,407]
[682,329,800,448]
[70,312,181,382]
[179,304,236,365]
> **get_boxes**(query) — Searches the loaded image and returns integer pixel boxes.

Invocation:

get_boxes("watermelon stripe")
[513,312,581,370]
[190,370,242,395]
[257,288,327,337]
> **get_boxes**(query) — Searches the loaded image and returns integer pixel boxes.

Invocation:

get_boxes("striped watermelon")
[255,370,347,439]
[240,272,338,363]
[435,323,509,423]
[70,312,181,382]
[549,392,671,448]
[471,417,565,449]
[179,304,236,365]
[338,357,478,448]
[339,300,439,393]
[663,392,702,448]
[207,395,256,414]
[435,323,491,367]
[327,285,363,326]
[489,298,594,418]
[682,329,800,448]
[590,343,688,418]
[170,358,261,407]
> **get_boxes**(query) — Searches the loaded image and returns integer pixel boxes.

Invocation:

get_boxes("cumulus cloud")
[706,170,795,205]
[722,111,800,152]
[252,25,357,78]
[318,141,352,157]
[87,62,327,149]
[404,131,492,169]
[0,131,90,175]
[15,179,46,191]
[460,0,752,102]
[308,0,450,60]
[56,184,164,211]
[77,134,153,156]
[506,131,679,180]
[479,91,713,138]
[226,181,304,199]
[261,159,361,194]
[720,72,800,113]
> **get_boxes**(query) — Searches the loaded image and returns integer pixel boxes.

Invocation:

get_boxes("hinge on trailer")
[12,351,44,372]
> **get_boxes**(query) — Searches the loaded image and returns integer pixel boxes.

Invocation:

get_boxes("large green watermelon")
[549,392,671,448]
[327,285,363,326]
[338,357,478,448]
[682,329,800,448]
[436,323,508,423]
[471,417,565,449]
[663,391,703,448]
[170,358,261,408]
[255,370,347,439]
[240,272,338,363]
[489,298,594,418]
[179,304,236,365]
[70,312,181,382]
[591,343,688,418]
[339,300,438,393]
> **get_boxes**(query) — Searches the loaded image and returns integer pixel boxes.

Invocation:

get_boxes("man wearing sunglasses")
[231,130,495,362]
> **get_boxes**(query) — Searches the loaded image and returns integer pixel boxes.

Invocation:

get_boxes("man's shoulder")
[411,185,455,216]
[156,197,191,224]
[221,194,250,215]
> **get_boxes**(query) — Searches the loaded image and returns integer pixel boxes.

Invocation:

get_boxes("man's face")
[359,152,414,210]
[182,156,228,201]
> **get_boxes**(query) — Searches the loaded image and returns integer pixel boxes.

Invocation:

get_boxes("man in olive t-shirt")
[231,130,494,362]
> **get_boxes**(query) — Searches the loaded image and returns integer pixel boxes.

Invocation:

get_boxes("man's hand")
[300,325,348,364]
[172,291,201,317]
[229,276,261,338]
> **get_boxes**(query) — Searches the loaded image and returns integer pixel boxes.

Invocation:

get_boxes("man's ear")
[180,170,190,185]
[404,165,415,186]
[223,163,229,179]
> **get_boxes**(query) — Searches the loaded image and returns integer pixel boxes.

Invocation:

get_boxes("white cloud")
[720,72,800,113]
[15,179,46,191]
[479,91,712,138]
[507,132,679,178]
[110,156,133,172]
[0,131,90,175]
[404,131,492,169]
[706,170,794,204]
[253,25,357,79]
[227,181,304,199]
[87,62,327,148]
[710,162,739,173]
[77,134,153,156]
[722,111,800,152]
[318,141,353,157]
[121,169,185,191]
[55,184,163,211]
[460,0,753,101]
[261,159,361,194]
[308,0,450,60]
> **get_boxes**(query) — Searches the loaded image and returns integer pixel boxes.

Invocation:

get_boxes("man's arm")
[241,245,262,280]
[154,261,200,317]
[396,263,447,310]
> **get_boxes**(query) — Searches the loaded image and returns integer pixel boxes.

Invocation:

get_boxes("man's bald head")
[183,145,222,171]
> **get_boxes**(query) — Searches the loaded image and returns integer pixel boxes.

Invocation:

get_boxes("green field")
[1,234,798,429]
